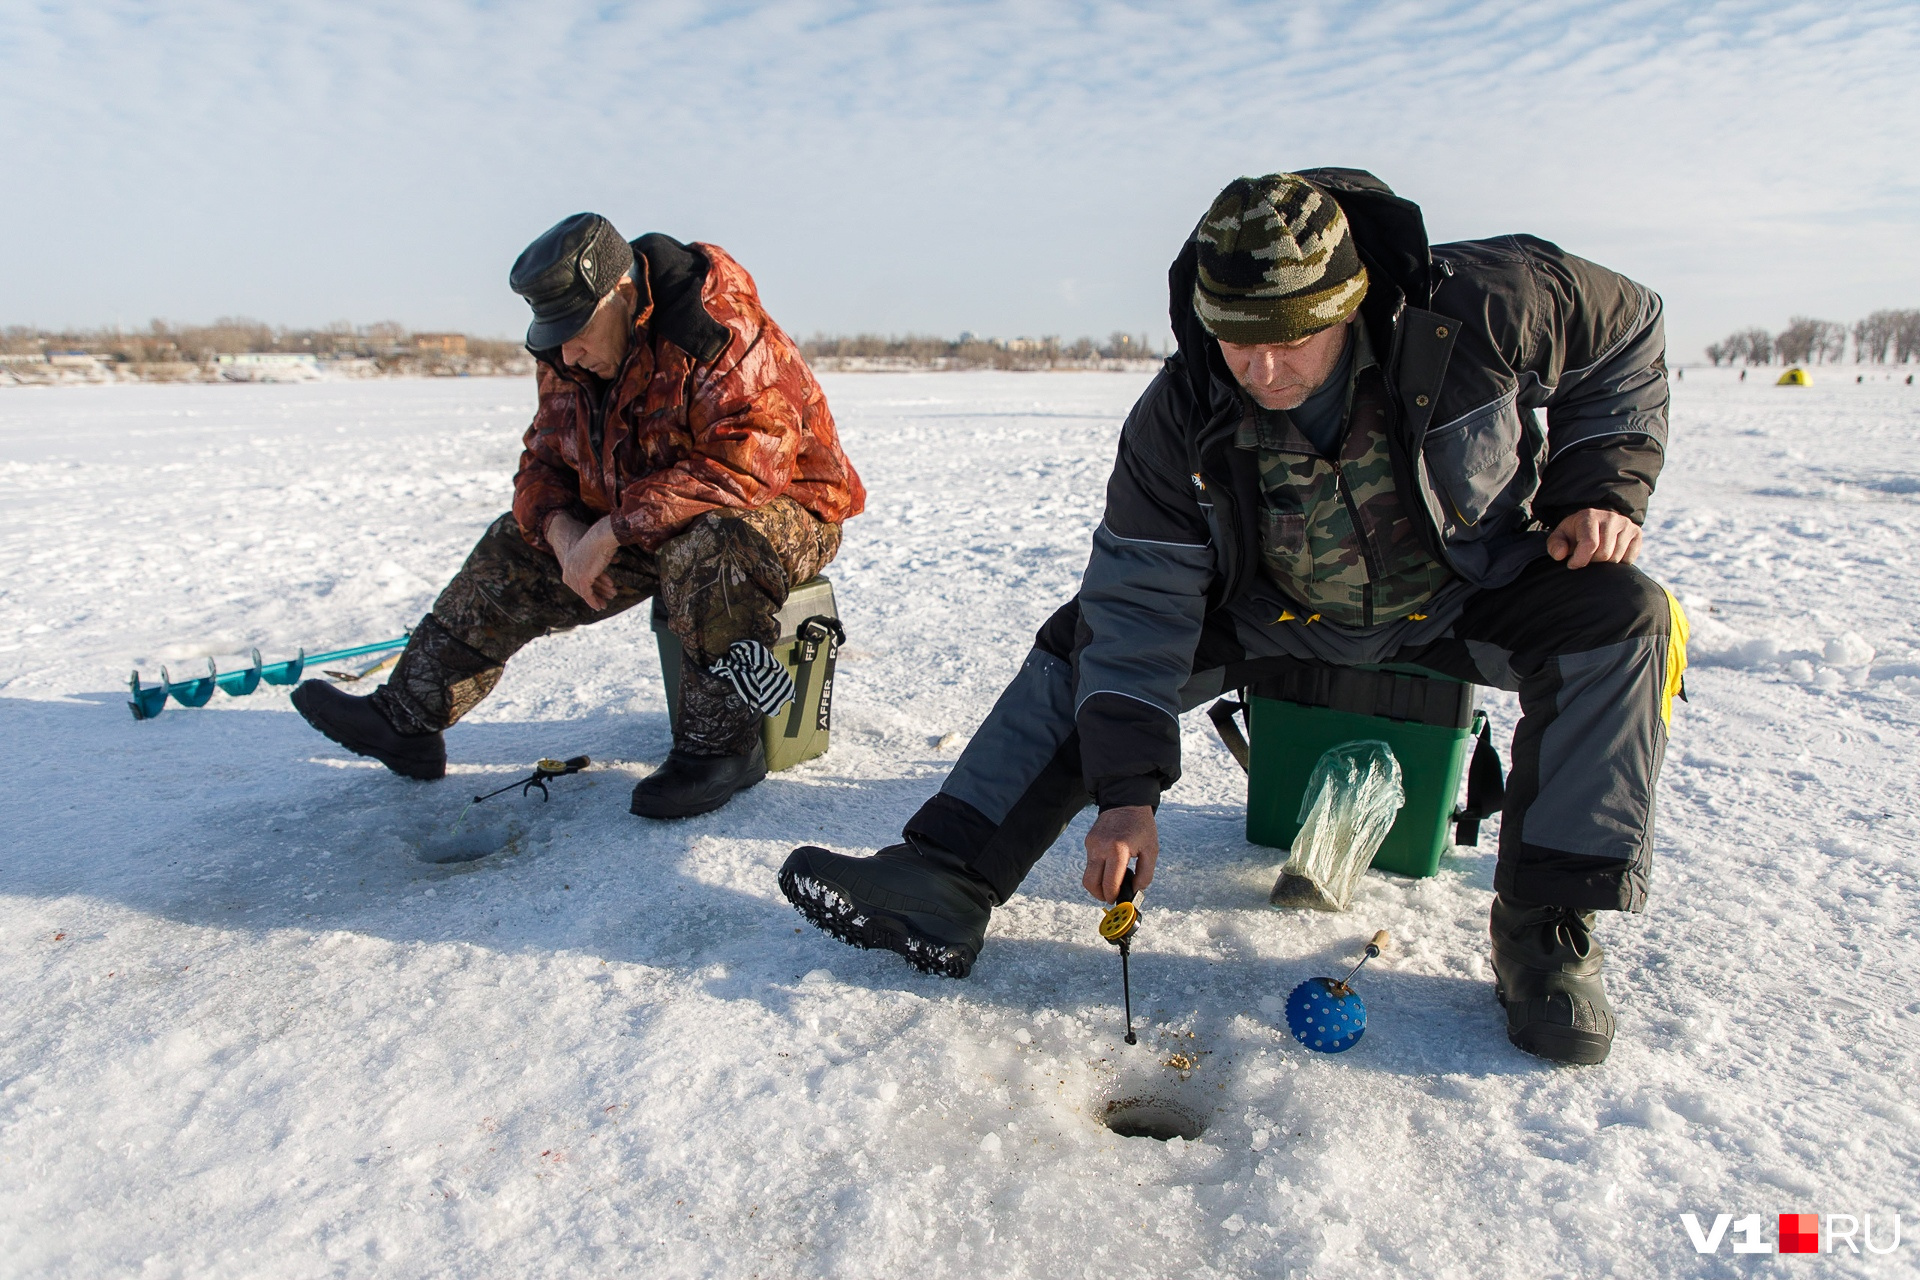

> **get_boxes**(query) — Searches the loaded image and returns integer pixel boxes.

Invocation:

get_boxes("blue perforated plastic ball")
[1285,977,1368,1053]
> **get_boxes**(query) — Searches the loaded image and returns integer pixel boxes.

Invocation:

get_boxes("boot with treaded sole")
[779,840,994,979]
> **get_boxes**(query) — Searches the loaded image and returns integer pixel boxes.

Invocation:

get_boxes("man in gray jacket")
[780,170,1684,1066]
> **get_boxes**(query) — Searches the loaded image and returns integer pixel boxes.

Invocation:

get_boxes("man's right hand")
[1546,508,1642,569]
[1083,805,1159,903]
[544,512,621,610]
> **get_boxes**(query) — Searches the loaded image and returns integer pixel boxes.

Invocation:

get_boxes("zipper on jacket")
[1334,468,1384,628]
[558,333,644,471]
[1208,468,1240,605]
[1376,313,1459,577]
[587,380,609,456]
[547,360,608,455]
[1192,407,1247,609]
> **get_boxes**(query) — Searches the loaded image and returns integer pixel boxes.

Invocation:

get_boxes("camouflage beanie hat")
[1192,174,1369,345]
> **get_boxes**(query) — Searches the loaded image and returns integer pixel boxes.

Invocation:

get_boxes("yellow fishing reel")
[1098,866,1141,946]
[1099,900,1139,945]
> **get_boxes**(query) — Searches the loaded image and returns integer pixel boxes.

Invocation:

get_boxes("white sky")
[3,1,1916,360]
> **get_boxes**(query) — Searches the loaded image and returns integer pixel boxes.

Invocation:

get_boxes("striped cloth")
[709,639,795,717]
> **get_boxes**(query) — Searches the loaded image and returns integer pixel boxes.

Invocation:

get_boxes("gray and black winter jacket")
[1076,168,1669,810]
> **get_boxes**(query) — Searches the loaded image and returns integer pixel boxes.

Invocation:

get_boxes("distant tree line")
[0,319,529,371]
[800,331,1161,370]
[4,319,1168,378]
[1705,311,1920,366]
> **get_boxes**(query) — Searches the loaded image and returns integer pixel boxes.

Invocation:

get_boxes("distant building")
[413,333,468,355]
[215,353,319,368]
[215,352,321,382]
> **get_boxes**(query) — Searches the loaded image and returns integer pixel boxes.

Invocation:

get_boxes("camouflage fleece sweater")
[1242,321,1452,627]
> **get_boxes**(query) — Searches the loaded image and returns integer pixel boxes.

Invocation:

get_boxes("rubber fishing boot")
[628,742,768,819]
[632,663,770,818]
[1490,893,1615,1065]
[291,680,447,781]
[779,838,994,978]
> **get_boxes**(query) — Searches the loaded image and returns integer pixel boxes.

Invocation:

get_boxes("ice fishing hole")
[1100,1096,1206,1142]
[411,812,525,865]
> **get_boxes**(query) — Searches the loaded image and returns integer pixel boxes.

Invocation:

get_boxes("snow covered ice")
[2,369,1918,1277]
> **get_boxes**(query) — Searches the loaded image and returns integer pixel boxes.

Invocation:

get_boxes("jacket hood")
[1168,168,1434,408]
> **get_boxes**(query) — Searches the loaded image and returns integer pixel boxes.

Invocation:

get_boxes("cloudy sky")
[3,1,1915,360]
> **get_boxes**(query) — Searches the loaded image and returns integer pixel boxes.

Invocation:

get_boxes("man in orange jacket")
[294,213,865,818]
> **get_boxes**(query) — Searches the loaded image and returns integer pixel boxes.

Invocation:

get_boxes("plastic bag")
[1269,740,1405,912]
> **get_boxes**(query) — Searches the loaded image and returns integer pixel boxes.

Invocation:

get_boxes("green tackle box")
[1215,662,1496,879]
[651,575,841,773]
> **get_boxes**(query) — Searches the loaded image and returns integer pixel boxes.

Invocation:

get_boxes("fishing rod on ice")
[449,756,591,832]
[1098,867,1144,1045]
[472,756,592,804]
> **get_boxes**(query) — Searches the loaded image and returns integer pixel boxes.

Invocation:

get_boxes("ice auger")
[128,634,410,721]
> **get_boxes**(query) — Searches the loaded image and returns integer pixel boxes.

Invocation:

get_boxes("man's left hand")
[1547,508,1642,569]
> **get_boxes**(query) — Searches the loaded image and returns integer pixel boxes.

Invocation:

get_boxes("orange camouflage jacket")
[512,239,864,552]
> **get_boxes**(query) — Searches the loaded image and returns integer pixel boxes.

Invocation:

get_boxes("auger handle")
[1335,930,1392,991]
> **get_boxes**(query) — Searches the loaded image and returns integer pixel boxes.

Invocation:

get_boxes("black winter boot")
[779,839,995,978]
[1490,893,1616,1065]
[291,680,447,780]
[628,742,767,818]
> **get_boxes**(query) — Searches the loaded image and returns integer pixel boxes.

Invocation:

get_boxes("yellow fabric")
[1777,367,1810,386]
[1660,587,1691,727]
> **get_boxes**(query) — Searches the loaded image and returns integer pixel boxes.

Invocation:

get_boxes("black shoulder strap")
[782,616,845,740]
[1207,696,1251,773]
[1453,712,1507,846]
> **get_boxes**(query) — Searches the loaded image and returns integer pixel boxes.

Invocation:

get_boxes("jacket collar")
[633,234,731,364]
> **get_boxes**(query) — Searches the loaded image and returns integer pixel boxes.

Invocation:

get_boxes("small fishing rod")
[1098,867,1143,1045]
[449,756,591,832]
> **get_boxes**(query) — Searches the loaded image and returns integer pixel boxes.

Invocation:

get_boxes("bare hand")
[545,513,621,609]
[1083,805,1158,903]
[1547,508,1642,569]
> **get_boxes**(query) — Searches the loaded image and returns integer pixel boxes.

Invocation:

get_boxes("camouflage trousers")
[372,498,841,755]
